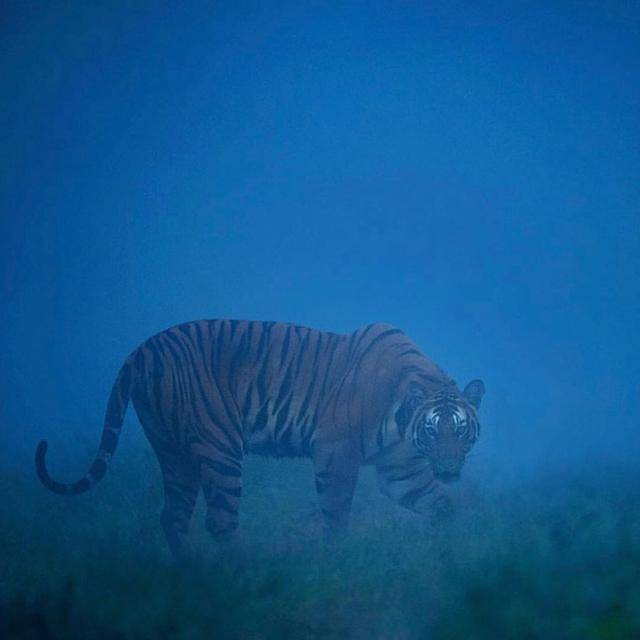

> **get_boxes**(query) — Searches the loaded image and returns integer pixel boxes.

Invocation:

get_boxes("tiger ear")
[463,379,485,409]
[395,382,427,428]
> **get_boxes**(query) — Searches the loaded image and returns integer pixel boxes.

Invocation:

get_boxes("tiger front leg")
[375,449,454,523]
[313,438,360,536]
[193,444,244,561]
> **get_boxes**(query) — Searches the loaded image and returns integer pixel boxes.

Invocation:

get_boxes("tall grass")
[1,439,639,639]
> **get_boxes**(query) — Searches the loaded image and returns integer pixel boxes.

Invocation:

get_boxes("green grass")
[1,440,639,639]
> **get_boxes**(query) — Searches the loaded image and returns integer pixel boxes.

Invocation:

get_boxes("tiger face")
[396,379,485,483]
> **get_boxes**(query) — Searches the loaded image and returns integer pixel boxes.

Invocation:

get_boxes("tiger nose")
[435,460,462,479]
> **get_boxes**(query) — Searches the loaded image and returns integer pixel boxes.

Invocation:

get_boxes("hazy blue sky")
[2,2,639,475]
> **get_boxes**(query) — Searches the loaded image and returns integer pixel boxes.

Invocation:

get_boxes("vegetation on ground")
[1,439,639,639]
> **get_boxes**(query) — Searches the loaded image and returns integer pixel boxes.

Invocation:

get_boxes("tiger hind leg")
[193,444,243,550]
[157,451,200,561]
[132,394,200,561]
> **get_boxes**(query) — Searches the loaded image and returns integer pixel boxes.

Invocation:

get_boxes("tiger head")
[395,379,485,482]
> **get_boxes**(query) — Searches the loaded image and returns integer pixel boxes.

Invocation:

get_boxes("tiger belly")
[244,403,315,458]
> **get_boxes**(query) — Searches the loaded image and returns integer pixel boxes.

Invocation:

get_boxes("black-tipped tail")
[35,439,105,495]
[34,356,133,496]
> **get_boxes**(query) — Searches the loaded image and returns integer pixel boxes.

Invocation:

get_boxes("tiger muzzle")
[433,460,463,483]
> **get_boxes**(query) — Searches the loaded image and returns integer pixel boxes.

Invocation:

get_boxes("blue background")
[2,2,638,477]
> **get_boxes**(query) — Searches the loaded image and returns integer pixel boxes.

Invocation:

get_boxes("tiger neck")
[361,403,407,464]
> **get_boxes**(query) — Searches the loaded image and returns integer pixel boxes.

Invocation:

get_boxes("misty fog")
[1,3,639,638]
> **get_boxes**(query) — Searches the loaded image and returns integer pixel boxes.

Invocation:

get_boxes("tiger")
[35,319,484,558]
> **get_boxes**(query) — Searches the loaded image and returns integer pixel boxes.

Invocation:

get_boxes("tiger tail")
[35,355,134,495]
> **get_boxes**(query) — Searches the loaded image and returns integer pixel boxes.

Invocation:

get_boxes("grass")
[1,437,639,639]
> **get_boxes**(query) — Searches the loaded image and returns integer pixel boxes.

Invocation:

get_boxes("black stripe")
[300,416,314,455]
[246,322,254,350]
[349,323,376,359]
[210,492,239,514]
[199,457,242,478]
[297,373,318,424]
[200,428,240,459]
[241,384,254,418]
[254,321,272,364]
[317,335,341,401]
[280,325,293,367]
[388,467,425,483]
[99,429,118,454]
[275,395,292,430]
[89,459,108,479]
[356,328,403,362]
[274,360,293,410]
[277,422,295,455]
[228,319,239,343]
[311,332,323,369]
[398,348,421,357]
[254,401,270,432]
[228,331,247,381]
[166,330,232,428]
[254,333,272,399]
[216,321,226,368]
[293,329,311,378]
[399,481,436,509]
